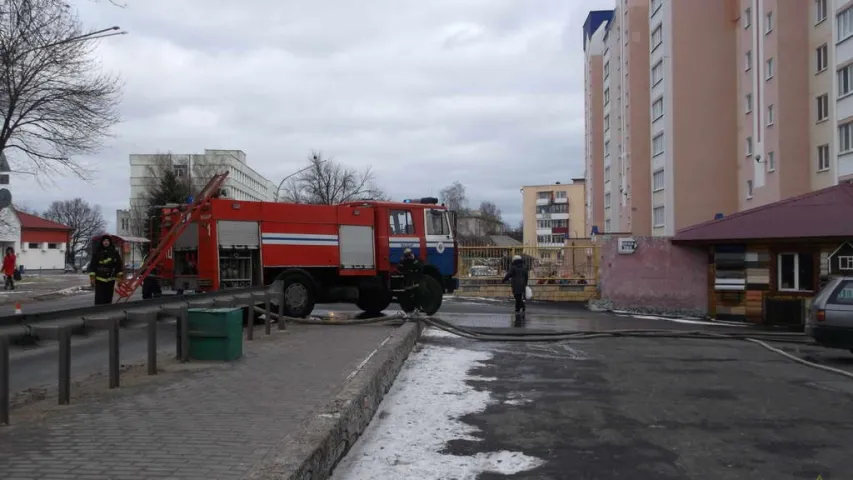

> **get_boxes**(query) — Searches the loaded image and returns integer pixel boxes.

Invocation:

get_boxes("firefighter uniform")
[88,236,124,305]
[399,248,422,308]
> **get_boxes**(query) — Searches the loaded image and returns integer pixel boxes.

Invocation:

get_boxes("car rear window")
[828,280,853,305]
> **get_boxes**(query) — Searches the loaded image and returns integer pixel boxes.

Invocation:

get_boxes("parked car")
[806,276,853,352]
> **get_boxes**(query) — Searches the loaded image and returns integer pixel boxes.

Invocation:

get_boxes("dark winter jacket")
[88,239,124,282]
[503,259,529,295]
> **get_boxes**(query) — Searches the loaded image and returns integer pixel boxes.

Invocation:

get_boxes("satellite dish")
[0,189,12,209]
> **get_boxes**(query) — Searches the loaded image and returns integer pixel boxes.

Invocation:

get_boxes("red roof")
[14,210,72,231]
[673,183,853,243]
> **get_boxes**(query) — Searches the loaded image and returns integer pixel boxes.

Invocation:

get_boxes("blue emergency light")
[402,197,439,204]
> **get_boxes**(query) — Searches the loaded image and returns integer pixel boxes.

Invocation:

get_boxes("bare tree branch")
[478,201,503,235]
[42,196,105,264]
[0,0,123,179]
[280,151,387,204]
[439,181,468,214]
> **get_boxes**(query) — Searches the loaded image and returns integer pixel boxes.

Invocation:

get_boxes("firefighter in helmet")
[399,247,422,308]
[87,235,124,305]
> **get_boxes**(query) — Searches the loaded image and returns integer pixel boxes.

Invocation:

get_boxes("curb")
[245,320,424,480]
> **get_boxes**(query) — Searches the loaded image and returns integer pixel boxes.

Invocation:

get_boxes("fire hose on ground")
[277,311,853,381]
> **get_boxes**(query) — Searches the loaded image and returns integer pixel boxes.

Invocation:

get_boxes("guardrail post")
[179,308,189,363]
[58,327,71,405]
[147,317,157,375]
[246,297,255,341]
[0,335,9,425]
[108,319,120,389]
[264,292,272,335]
[277,289,286,331]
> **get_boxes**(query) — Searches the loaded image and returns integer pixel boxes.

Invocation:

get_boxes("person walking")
[87,235,124,305]
[502,254,530,314]
[2,247,16,291]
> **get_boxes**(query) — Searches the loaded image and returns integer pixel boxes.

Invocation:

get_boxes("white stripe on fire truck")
[262,233,339,245]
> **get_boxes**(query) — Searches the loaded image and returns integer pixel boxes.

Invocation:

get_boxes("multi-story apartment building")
[584,1,741,236]
[521,180,586,247]
[583,11,612,235]
[834,0,853,182]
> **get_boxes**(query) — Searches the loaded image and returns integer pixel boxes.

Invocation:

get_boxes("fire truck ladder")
[113,172,230,302]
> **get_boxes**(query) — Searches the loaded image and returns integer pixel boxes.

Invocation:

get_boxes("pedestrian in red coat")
[2,247,16,291]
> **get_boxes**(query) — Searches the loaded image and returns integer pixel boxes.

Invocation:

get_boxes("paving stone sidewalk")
[0,323,401,480]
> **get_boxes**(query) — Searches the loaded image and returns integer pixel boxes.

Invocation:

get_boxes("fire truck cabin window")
[389,210,414,235]
[427,210,449,235]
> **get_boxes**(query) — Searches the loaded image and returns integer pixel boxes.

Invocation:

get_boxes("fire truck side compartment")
[174,223,199,251]
[338,225,375,269]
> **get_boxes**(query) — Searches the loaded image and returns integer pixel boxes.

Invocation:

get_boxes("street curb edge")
[244,320,423,480]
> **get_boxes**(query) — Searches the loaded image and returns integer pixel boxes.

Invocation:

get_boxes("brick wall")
[596,236,707,316]
[455,280,599,302]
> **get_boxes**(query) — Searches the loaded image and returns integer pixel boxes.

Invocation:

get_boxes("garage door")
[218,221,260,249]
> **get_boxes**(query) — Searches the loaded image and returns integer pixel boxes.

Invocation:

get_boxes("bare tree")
[42,197,106,264]
[440,181,468,214]
[0,0,122,179]
[280,151,386,204]
[478,201,503,235]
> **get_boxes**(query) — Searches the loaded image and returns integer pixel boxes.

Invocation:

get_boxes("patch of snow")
[444,295,507,303]
[332,328,545,480]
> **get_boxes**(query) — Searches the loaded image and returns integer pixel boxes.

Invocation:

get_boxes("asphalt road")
[337,328,853,480]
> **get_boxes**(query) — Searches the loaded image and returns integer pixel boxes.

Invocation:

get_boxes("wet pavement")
[336,322,853,480]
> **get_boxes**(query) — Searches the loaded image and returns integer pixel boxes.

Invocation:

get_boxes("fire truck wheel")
[279,273,316,318]
[418,275,444,316]
[356,288,392,315]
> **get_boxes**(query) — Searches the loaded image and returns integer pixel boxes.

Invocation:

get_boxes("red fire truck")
[152,196,459,317]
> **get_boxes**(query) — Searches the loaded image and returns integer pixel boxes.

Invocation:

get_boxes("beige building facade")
[521,181,586,247]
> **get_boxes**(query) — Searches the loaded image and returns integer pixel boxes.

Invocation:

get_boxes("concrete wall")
[596,236,707,316]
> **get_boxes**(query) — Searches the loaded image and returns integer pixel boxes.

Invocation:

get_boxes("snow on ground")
[614,312,748,327]
[332,328,544,480]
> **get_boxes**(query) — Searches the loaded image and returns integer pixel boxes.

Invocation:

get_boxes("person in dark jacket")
[503,255,530,314]
[87,235,124,305]
[398,248,422,309]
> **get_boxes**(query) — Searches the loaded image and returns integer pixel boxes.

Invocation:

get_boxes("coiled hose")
[280,311,853,380]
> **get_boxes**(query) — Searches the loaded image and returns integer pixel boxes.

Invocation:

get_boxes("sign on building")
[617,237,638,255]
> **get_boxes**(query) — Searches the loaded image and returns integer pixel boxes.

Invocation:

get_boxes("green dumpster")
[187,307,244,361]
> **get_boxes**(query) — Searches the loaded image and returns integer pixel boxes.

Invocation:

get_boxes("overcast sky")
[11,0,612,232]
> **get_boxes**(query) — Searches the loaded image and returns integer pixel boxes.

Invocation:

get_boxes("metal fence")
[458,244,598,284]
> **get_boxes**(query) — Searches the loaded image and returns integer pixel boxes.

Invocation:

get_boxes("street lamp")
[2,26,127,65]
[275,162,324,202]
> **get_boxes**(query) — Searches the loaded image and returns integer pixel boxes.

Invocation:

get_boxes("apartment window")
[817,44,828,72]
[840,122,853,153]
[604,88,610,105]
[651,60,663,85]
[604,165,610,178]
[745,49,752,71]
[746,180,754,199]
[556,190,567,199]
[765,58,774,80]
[817,94,829,121]
[604,114,610,131]
[766,104,774,126]
[778,253,815,292]
[604,192,611,208]
[27,243,38,250]
[652,98,664,120]
[816,0,827,24]
[605,140,610,157]
[839,7,853,42]
[652,169,664,192]
[767,151,776,171]
[743,7,751,28]
[653,206,665,228]
[604,219,612,232]
[173,164,188,177]
[839,64,853,97]
[746,136,753,156]
[745,93,753,113]
[651,25,662,50]
[652,133,664,156]
[818,144,831,171]
[765,12,773,34]
[604,61,610,79]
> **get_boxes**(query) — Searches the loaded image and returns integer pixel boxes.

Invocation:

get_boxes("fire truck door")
[424,209,454,276]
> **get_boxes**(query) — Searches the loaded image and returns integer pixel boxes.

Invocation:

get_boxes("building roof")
[672,183,853,243]
[489,235,522,247]
[14,210,72,231]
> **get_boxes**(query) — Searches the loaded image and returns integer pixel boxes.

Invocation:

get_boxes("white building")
[121,149,276,236]
[0,208,72,271]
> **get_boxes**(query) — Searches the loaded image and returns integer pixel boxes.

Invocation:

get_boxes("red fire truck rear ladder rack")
[113,172,230,303]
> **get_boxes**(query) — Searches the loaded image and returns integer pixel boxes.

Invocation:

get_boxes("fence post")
[0,335,8,425]
[246,297,255,341]
[108,319,120,389]
[58,327,71,405]
[277,289,287,331]
[264,292,272,333]
[179,308,189,363]
[147,317,157,376]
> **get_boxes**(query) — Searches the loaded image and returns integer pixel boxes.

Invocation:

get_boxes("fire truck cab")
[156,197,458,317]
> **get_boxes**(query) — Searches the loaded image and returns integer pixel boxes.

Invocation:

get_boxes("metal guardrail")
[0,284,287,425]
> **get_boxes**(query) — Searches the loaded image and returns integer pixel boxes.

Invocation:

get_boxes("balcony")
[551,212,569,220]
[554,196,568,204]
[536,228,551,235]
[536,198,550,206]
[552,227,569,234]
